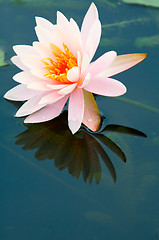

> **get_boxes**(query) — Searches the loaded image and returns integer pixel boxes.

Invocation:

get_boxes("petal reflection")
[15,111,146,184]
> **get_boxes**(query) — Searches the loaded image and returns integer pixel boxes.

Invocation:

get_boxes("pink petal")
[58,83,77,95]
[4,84,41,101]
[84,76,127,97]
[82,90,101,132]
[52,25,73,52]
[70,18,82,55]
[15,92,49,117]
[13,71,44,84]
[11,56,29,71]
[99,53,147,77]
[35,26,55,46]
[80,53,90,78]
[78,73,90,88]
[27,82,51,91]
[31,69,50,80]
[47,83,69,90]
[68,88,84,134]
[67,67,80,82]
[24,95,68,123]
[84,19,101,61]
[35,16,54,31]
[77,51,82,67]
[81,3,99,46]
[88,51,117,76]
[35,26,49,44]
[20,55,43,69]
[39,91,64,104]
[57,11,69,30]
[57,12,82,56]
[13,45,37,56]
[35,25,65,51]
[33,41,54,59]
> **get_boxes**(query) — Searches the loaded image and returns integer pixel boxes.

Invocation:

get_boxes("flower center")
[41,43,77,83]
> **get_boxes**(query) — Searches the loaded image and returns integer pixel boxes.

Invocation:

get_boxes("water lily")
[4,3,147,134]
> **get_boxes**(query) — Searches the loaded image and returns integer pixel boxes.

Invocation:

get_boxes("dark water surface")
[1,1,159,240]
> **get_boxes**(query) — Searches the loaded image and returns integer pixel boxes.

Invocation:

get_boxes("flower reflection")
[15,111,146,184]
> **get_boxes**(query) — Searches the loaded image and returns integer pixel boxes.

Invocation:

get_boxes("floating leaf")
[152,136,159,145]
[0,48,8,67]
[122,0,159,8]
[115,97,159,114]
[0,0,115,9]
[135,35,159,48]
[102,18,150,29]
[0,0,87,10]
[100,37,127,48]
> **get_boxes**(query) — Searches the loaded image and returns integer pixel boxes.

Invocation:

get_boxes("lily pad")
[0,48,8,67]
[0,0,116,9]
[0,0,87,10]
[135,35,159,48]
[122,0,159,8]
[152,136,159,145]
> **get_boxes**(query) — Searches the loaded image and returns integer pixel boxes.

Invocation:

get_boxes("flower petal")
[80,53,90,78]
[82,90,101,132]
[57,11,69,30]
[68,88,84,134]
[35,26,52,45]
[58,83,77,95]
[78,73,90,88]
[70,18,82,55]
[39,91,64,105]
[15,92,49,117]
[99,53,147,77]
[89,51,117,76]
[11,56,29,71]
[35,25,66,51]
[84,77,127,97]
[77,51,82,67]
[13,45,37,56]
[20,55,43,69]
[57,12,82,56]
[24,95,68,123]
[84,19,101,61]
[35,16,54,31]
[4,84,41,101]
[47,83,69,90]
[33,41,54,59]
[27,82,51,91]
[67,66,80,82]
[31,69,50,80]
[13,71,45,84]
[81,2,99,46]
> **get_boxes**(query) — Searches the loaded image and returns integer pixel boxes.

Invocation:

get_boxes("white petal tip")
[24,119,30,123]
[3,93,8,99]
[15,113,22,117]
[4,92,15,101]
[69,120,81,134]
[15,111,28,118]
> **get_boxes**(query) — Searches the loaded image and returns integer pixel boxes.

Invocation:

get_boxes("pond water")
[0,0,159,240]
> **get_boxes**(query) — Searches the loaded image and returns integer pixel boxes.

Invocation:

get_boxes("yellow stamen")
[41,43,78,83]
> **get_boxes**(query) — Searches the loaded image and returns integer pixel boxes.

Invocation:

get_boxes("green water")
[0,1,159,240]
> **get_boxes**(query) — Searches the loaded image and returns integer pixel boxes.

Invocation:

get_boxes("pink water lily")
[4,3,147,134]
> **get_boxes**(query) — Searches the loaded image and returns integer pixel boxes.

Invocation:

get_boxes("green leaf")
[122,0,159,8]
[135,35,159,48]
[0,48,8,67]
